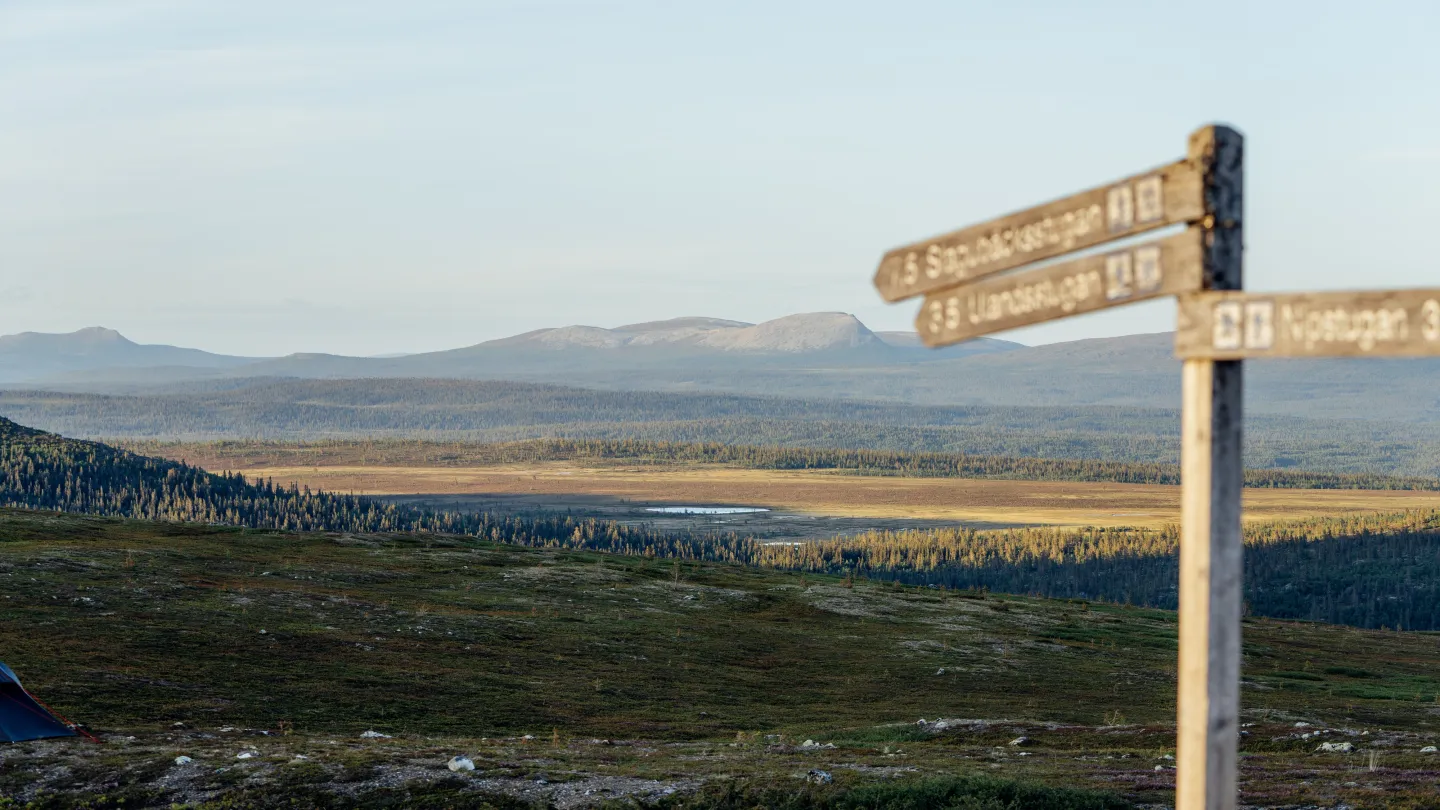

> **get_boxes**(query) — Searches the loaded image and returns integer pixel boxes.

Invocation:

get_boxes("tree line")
[8,377,1440,475]
[6,417,1440,630]
[745,512,1440,630]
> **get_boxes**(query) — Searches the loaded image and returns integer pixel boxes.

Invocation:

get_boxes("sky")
[2,0,1438,357]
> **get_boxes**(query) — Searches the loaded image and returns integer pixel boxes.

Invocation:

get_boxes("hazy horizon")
[5,1,1438,356]
[3,309,1061,357]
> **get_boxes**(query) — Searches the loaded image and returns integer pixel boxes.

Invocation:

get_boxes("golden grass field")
[222,461,1440,528]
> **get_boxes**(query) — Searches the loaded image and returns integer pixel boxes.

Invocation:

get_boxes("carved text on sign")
[882,204,1105,292]
[1176,290,1440,358]
[873,160,1204,302]
[916,229,1205,347]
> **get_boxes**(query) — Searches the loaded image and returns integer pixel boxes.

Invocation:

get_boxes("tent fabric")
[0,662,76,742]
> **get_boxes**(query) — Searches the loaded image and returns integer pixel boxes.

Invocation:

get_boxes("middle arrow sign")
[915,228,1204,348]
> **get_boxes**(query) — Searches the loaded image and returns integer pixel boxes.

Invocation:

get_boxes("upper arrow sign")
[873,159,1205,303]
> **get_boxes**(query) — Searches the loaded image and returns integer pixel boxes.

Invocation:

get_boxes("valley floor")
[4,510,1440,807]
[216,461,1440,533]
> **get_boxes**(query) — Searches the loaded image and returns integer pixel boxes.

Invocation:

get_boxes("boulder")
[448,756,476,773]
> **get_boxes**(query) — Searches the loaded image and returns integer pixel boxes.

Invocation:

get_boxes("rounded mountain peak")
[697,312,880,353]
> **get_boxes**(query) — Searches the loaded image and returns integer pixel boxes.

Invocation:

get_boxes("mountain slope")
[0,327,259,383]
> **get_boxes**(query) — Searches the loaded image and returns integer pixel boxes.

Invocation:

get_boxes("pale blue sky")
[2,0,1437,355]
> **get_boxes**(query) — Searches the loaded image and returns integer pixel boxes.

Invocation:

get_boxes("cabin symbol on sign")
[1243,301,1275,350]
[1210,300,1276,352]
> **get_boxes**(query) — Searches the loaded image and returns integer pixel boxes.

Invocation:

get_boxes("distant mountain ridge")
[0,327,258,382]
[0,313,1021,386]
[6,317,1440,424]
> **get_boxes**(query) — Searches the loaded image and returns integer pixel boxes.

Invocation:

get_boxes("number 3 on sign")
[1425,299,1440,342]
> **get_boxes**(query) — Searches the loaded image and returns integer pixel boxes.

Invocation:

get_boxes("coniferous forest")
[5,417,1440,630]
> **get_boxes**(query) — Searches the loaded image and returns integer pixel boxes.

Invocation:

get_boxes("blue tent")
[0,662,76,742]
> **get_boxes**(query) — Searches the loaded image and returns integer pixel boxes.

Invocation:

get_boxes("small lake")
[645,506,771,515]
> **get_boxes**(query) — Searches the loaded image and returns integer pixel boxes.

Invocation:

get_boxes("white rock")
[173,756,193,765]
[360,730,392,739]
[1422,746,1438,753]
[1154,765,1164,772]
[1316,742,1355,753]
[1294,722,1311,728]
[448,756,476,773]
[236,751,256,760]
[1008,737,1029,747]
[806,769,833,784]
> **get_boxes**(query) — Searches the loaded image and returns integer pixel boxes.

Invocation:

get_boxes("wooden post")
[1177,125,1244,810]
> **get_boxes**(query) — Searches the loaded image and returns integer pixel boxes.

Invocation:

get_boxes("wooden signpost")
[873,125,1244,810]
[872,122,1437,808]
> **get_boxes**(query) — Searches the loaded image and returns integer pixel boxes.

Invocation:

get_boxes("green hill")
[3,509,1440,808]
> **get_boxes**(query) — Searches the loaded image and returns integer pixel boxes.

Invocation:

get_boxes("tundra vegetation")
[6,420,1440,806]
[5,510,1440,808]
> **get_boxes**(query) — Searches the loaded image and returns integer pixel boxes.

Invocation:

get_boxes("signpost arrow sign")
[916,228,1204,347]
[873,159,1204,302]
[1176,289,1440,359]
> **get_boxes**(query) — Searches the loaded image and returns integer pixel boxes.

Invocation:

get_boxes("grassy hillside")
[8,379,1440,475]
[4,509,1440,808]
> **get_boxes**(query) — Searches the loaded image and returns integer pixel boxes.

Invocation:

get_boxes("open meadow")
[193,461,1440,536]
[5,509,1440,808]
